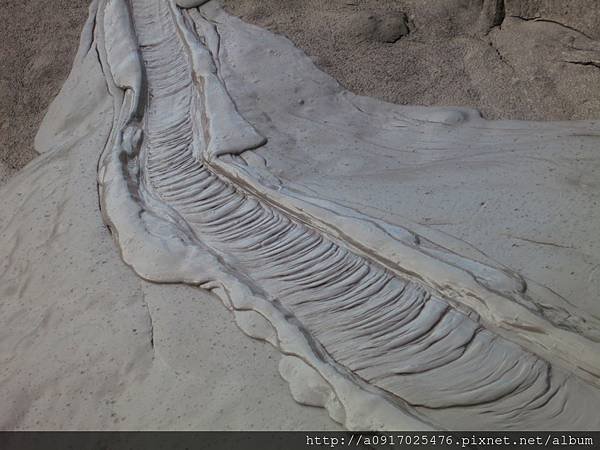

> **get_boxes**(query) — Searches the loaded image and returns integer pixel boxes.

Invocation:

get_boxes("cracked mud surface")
[222,0,600,121]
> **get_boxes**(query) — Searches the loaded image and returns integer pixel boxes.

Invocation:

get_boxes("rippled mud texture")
[0,0,339,430]
[95,0,600,430]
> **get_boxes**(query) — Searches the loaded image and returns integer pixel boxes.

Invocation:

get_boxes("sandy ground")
[222,0,600,121]
[0,0,90,183]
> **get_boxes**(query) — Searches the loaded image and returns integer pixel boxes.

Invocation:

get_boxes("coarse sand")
[0,0,90,183]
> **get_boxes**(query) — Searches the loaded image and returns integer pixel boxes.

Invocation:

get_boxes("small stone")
[348,11,410,44]
[377,13,411,43]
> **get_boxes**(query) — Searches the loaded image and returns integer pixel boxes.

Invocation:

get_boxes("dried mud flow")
[95,0,600,430]
[2,0,600,431]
